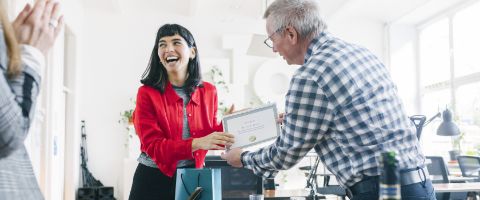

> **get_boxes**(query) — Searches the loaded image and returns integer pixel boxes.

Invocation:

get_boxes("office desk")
[264,189,309,199]
[223,189,314,200]
[448,176,478,183]
[263,189,329,200]
[434,182,480,193]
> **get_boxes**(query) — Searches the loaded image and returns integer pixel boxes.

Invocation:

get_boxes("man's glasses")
[263,27,284,48]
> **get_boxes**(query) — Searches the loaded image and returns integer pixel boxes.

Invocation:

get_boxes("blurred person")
[0,0,63,199]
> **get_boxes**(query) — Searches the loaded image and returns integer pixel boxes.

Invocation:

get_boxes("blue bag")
[175,168,222,200]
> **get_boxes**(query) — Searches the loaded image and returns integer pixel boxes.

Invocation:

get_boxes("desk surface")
[448,175,478,183]
[263,189,337,200]
[434,182,480,193]
[264,189,310,198]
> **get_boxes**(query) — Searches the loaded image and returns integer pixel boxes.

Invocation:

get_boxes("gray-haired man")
[221,0,435,199]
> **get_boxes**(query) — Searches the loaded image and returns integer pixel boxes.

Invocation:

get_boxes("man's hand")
[221,148,243,168]
[277,113,286,124]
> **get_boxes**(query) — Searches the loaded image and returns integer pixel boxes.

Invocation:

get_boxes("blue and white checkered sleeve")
[241,74,334,178]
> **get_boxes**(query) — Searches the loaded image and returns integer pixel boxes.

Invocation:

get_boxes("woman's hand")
[12,0,64,56]
[192,132,235,151]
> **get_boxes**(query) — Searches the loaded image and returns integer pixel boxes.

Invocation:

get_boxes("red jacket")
[133,81,223,177]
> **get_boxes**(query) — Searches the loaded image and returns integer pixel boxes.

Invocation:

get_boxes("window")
[419,19,450,87]
[453,2,480,78]
[418,1,480,156]
[456,83,480,152]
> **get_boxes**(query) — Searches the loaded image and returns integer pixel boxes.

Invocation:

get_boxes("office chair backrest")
[425,156,449,184]
[457,156,480,177]
[425,156,454,200]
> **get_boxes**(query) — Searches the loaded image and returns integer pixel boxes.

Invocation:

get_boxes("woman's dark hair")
[141,24,202,96]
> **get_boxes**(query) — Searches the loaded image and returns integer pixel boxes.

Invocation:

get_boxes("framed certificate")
[222,103,281,149]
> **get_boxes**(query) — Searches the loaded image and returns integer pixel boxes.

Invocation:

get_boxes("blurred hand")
[224,105,251,116]
[277,113,286,124]
[192,132,235,151]
[220,148,243,168]
[12,0,64,56]
[224,104,235,115]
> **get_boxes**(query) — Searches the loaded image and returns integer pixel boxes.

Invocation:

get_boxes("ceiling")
[323,0,471,23]
[83,0,474,24]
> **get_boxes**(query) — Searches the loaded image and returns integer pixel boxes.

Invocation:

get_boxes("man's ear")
[190,47,196,59]
[285,25,298,45]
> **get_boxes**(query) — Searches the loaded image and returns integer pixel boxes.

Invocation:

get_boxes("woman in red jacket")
[129,24,235,200]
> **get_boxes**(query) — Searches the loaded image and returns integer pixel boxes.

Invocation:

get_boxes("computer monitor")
[204,156,263,200]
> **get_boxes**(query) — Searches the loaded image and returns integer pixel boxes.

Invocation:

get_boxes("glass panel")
[421,90,451,115]
[419,19,450,87]
[456,83,480,155]
[420,90,451,156]
[453,2,480,77]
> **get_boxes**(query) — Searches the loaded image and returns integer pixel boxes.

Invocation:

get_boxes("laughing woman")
[128,24,235,200]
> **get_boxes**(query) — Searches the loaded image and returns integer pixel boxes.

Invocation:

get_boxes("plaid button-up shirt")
[241,31,424,188]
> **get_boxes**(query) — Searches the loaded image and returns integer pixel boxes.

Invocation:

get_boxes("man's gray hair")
[264,0,327,40]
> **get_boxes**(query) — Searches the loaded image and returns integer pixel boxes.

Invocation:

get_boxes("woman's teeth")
[166,56,179,63]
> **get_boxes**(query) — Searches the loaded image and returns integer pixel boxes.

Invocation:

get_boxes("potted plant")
[449,132,464,161]
[118,99,138,156]
[119,109,134,124]
[206,66,231,116]
[118,98,136,130]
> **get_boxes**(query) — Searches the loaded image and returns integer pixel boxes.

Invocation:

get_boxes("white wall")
[62,1,85,199]
[329,17,385,62]
[388,24,418,114]
[78,7,386,200]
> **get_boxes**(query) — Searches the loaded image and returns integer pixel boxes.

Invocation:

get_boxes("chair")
[426,156,469,200]
[426,156,451,200]
[425,156,450,184]
[316,175,346,200]
[457,156,480,179]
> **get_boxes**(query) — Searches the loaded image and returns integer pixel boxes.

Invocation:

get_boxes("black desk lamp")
[409,108,460,140]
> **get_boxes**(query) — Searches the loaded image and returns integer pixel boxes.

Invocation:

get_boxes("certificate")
[222,103,281,149]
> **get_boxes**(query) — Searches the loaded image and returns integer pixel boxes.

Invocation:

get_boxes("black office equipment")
[78,187,114,200]
[77,121,115,200]
[204,156,263,200]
